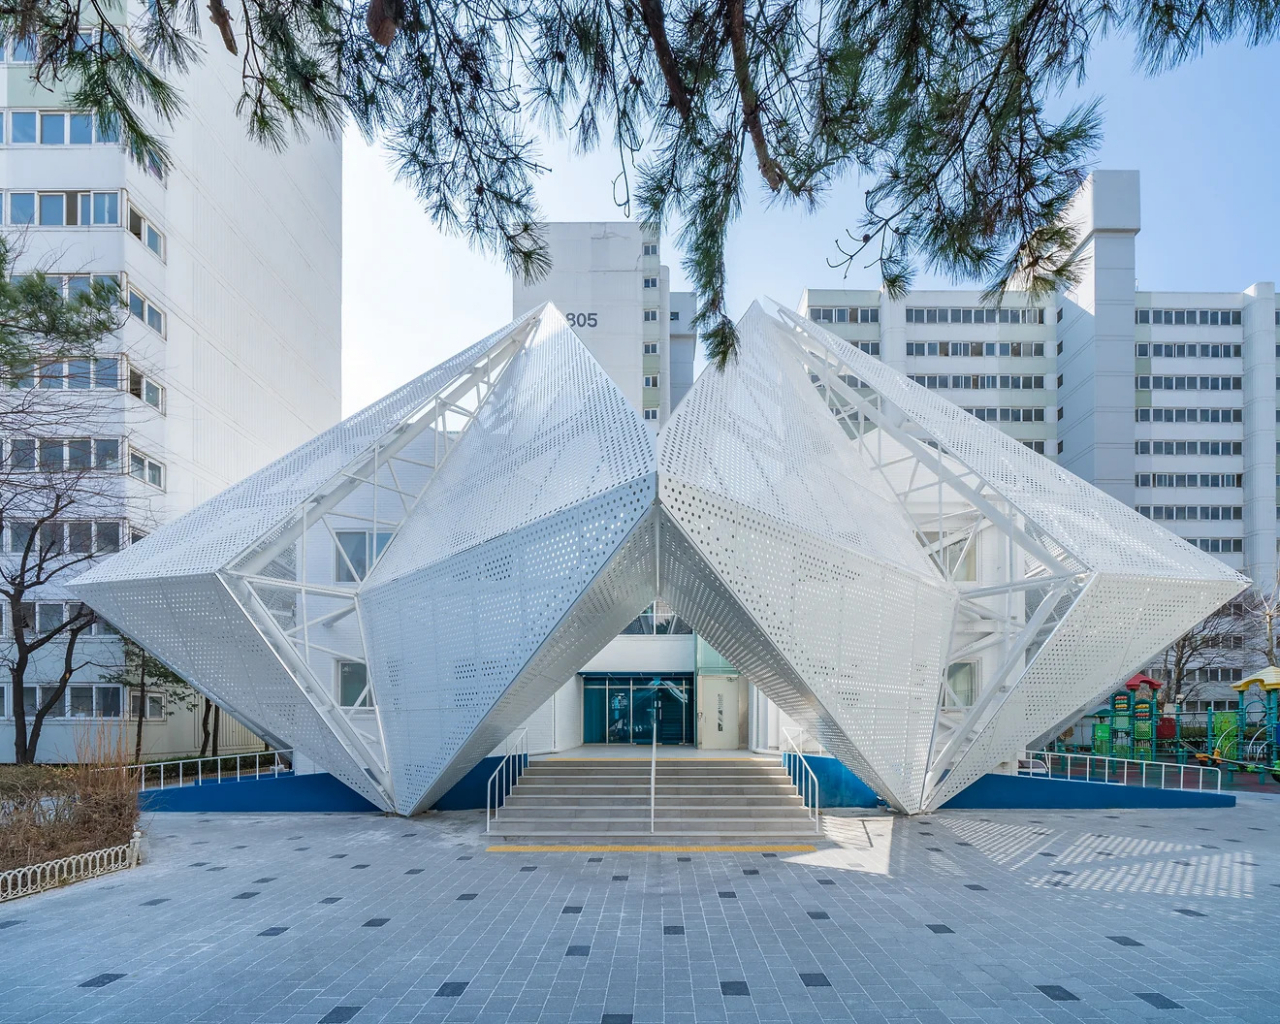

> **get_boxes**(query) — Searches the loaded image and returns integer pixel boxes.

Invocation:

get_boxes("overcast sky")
[342,35,1278,415]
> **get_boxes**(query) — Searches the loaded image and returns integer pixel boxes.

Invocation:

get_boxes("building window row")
[963,407,1046,422]
[7,189,119,227]
[0,683,130,721]
[9,271,119,303]
[5,437,165,489]
[1136,506,1243,522]
[1136,440,1241,456]
[1138,407,1241,423]
[1137,343,1241,359]
[907,306,1045,325]
[2,109,118,146]
[5,519,124,555]
[906,341,1046,358]
[809,306,879,324]
[3,601,118,640]
[1134,473,1242,488]
[11,354,164,412]
[909,374,1045,390]
[643,277,658,289]
[1190,537,1244,553]
[1136,308,1241,326]
[1135,376,1242,392]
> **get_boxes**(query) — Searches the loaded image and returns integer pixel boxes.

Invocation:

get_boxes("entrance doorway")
[697,674,742,750]
[582,674,695,744]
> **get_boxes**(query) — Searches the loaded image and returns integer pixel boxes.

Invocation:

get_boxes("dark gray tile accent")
[742,869,759,876]
[253,877,276,884]
[330,854,347,859]
[402,833,416,838]
[1108,936,1143,947]
[588,857,602,863]
[207,866,227,872]
[319,1006,361,1023]
[601,1015,633,1024]
[287,836,302,840]
[1136,993,1182,1009]
[79,973,125,989]
[435,982,468,997]
[0,920,23,929]
[232,892,259,900]
[363,918,388,928]
[807,911,829,920]
[926,847,943,852]
[817,879,835,886]
[676,857,690,862]
[663,925,684,935]
[1038,852,1056,858]
[718,891,736,899]
[566,945,590,956]
[562,906,582,915]
[612,875,628,881]
[189,862,209,867]
[519,866,537,872]
[320,897,342,904]
[457,893,477,901]
[965,885,987,891]
[456,855,472,861]
[1175,909,1206,917]
[232,845,247,850]
[405,869,423,875]
[926,924,954,934]
[352,864,369,869]
[259,927,289,937]
[1036,985,1078,1002]
[141,898,170,906]
[800,973,831,988]
[294,847,310,851]
[720,981,750,996]
[761,853,776,858]
[955,842,972,847]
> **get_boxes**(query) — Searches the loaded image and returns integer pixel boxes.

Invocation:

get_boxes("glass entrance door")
[583,674,695,744]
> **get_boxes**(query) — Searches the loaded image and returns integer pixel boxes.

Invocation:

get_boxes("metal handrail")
[485,729,528,833]
[650,705,658,834]
[128,750,292,790]
[782,730,821,833]
[1023,749,1221,791]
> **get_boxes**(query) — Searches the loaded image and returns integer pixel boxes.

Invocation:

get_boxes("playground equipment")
[1194,666,1280,781]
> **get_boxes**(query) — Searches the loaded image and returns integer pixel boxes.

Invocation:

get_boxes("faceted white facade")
[71,303,1248,814]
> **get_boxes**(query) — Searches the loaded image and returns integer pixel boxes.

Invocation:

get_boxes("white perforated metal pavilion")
[71,303,1249,814]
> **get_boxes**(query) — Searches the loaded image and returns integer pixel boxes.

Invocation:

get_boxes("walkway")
[2,796,1279,1023]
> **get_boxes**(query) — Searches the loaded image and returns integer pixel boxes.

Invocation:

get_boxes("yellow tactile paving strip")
[486,844,818,853]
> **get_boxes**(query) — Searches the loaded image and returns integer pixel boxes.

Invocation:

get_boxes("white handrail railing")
[485,729,528,833]
[130,750,292,790]
[1023,749,1222,791]
[650,705,658,833]
[782,730,821,833]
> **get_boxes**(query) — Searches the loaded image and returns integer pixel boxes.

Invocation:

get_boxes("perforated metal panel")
[70,300,1247,817]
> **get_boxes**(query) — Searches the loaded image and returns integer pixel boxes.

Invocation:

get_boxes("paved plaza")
[3,797,1279,1024]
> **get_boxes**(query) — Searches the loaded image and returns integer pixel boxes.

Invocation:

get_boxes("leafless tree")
[1155,599,1257,708]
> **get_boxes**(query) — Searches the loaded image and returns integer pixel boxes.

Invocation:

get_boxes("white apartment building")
[512,222,696,425]
[0,34,342,760]
[800,171,1277,705]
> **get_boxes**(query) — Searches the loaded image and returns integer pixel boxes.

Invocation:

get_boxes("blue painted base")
[433,755,527,810]
[792,755,881,808]
[941,773,1236,810]
[139,772,379,813]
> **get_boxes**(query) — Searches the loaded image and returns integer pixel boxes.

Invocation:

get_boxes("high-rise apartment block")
[512,222,695,425]
[1,38,342,759]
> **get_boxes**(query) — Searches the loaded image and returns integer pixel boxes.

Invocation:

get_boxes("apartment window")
[643,342,659,355]
[127,204,165,259]
[337,661,372,708]
[1057,440,1064,454]
[643,375,659,388]
[67,684,123,718]
[643,277,658,289]
[643,408,659,421]
[7,190,118,226]
[642,309,658,322]
[10,111,36,143]
[1146,343,1242,358]
[40,113,64,144]
[1023,440,1045,454]
[1136,440,1242,456]
[130,691,166,719]
[128,367,165,410]
[642,243,658,256]
[808,306,879,324]
[1136,407,1242,423]
[128,449,165,489]
[334,530,393,582]
[1136,506,1243,521]
[127,288,166,336]
[670,311,679,321]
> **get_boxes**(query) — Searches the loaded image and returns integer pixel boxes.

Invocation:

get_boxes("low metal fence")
[1,831,142,902]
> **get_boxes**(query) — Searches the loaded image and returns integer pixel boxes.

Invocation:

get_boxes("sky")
[341,34,1278,415]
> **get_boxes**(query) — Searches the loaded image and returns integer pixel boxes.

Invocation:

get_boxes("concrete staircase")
[489,758,818,838]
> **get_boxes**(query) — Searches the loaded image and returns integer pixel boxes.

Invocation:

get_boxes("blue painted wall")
[941,773,1236,809]
[432,755,527,810]
[139,772,379,813]
[788,754,882,808]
